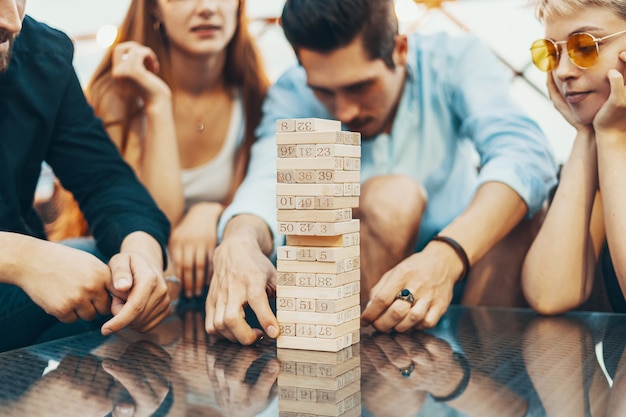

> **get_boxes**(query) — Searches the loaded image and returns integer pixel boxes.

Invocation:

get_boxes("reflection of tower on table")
[275,118,362,352]
[277,346,362,417]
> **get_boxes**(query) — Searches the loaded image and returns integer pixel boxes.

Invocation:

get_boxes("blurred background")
[25,0,574,163]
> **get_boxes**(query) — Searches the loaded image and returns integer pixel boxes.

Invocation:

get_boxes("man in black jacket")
[0,0,172,351]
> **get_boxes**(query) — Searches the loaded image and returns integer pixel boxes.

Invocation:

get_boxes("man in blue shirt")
[208,0,558,343]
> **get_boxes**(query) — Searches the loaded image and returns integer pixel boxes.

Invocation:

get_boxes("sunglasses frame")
[530,29,626,72]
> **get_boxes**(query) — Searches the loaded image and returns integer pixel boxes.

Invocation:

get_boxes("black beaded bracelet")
[431,351,471,402]
[432,235,470,282]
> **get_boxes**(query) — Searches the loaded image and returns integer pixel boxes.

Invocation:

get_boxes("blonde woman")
[522,0,626,314]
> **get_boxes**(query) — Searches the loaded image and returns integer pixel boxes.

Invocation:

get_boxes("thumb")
[108,253,134,293]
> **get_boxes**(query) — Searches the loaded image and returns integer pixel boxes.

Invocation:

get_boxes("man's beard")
[0,33,15,74]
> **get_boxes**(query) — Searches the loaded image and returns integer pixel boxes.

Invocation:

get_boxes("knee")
[358,175,427,229]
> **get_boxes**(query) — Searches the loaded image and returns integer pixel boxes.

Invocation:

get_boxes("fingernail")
[101,327,112,336]
[115,278,131,289]
[114,403,135,415]
[267,325,279,338]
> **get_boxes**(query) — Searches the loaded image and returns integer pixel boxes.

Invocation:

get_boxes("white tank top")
[181,91,244,210]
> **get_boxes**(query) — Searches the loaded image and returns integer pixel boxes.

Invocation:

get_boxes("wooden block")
[296,323,316,337]
[277,297,296,311]
[277,184,344,197]
[276,130,344,145]
[278,363,361,389]
[277,170,360,184]
[276,119,296,132]
[277,390,361,414]
[315,294,360,313]
[295,144,316,158]
[277,272,298,286]
[316,219,360,236]
[277,285,344,300]
[278,144,298,158]
[276,294,360,312]
[292,273,322,287]
[276,356,360,380]
[277,305,360,325]
[276,245,360,263]
[277,209,352,222]
[316,246,360,263]
[277,157,344,170]
[315,319,360,339]
[277,257,360,274]
[278,380,360,405]
[313,270,361,288]
[279,323,297,337]
[277,246,298,261]
[277,195,297,209]
[314,144,361,158]
[276,118,342,133]
[342,158,361,171]
[296,298,320,312]
[279,196,359,211]
[278,222,318,236]
[277,328,360,352]
[278,403,361,417]
[278,319,360,340]
[286,233,360,247]
[314,196,359,209]
[276,284,356,300]
[278,219,360,237]
[278,270,360,288]
[277,344,360,364]
[349,132,361,146]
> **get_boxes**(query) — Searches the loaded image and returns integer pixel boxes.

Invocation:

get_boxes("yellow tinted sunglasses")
[530,29,626,72]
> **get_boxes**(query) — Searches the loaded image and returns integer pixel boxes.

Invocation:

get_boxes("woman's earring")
[153,20,162,31]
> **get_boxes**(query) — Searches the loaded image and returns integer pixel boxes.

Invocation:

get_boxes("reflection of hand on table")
[361,331,466,415]
[3,354,114,416]
[205,339,279,417]
[103,340,173,417]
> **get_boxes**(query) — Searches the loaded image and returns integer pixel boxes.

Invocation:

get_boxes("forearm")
[222,214,274,256]
[597,129,626,290]
[428,182,527,283]
[0,232,39,286]
[139,97,185,225]
[523,131,599,313]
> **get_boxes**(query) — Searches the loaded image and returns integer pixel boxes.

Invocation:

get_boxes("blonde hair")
[533,0,626,22]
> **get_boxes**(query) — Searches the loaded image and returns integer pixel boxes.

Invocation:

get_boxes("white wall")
[25,0,574,163]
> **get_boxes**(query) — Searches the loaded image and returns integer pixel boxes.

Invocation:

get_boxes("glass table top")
[1,304,625,416]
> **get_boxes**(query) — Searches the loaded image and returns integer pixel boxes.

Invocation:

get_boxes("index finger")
[361,271,400,326]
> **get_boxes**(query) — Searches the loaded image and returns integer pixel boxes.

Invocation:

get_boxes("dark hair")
[281,0,398,68]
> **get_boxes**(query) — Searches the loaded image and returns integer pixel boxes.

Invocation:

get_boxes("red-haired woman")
[87,0,269,299]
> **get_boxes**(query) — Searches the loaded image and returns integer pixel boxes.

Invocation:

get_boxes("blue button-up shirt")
[219,31,558,253]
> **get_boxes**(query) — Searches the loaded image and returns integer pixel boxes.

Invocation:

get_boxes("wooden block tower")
[275,118,362,352]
